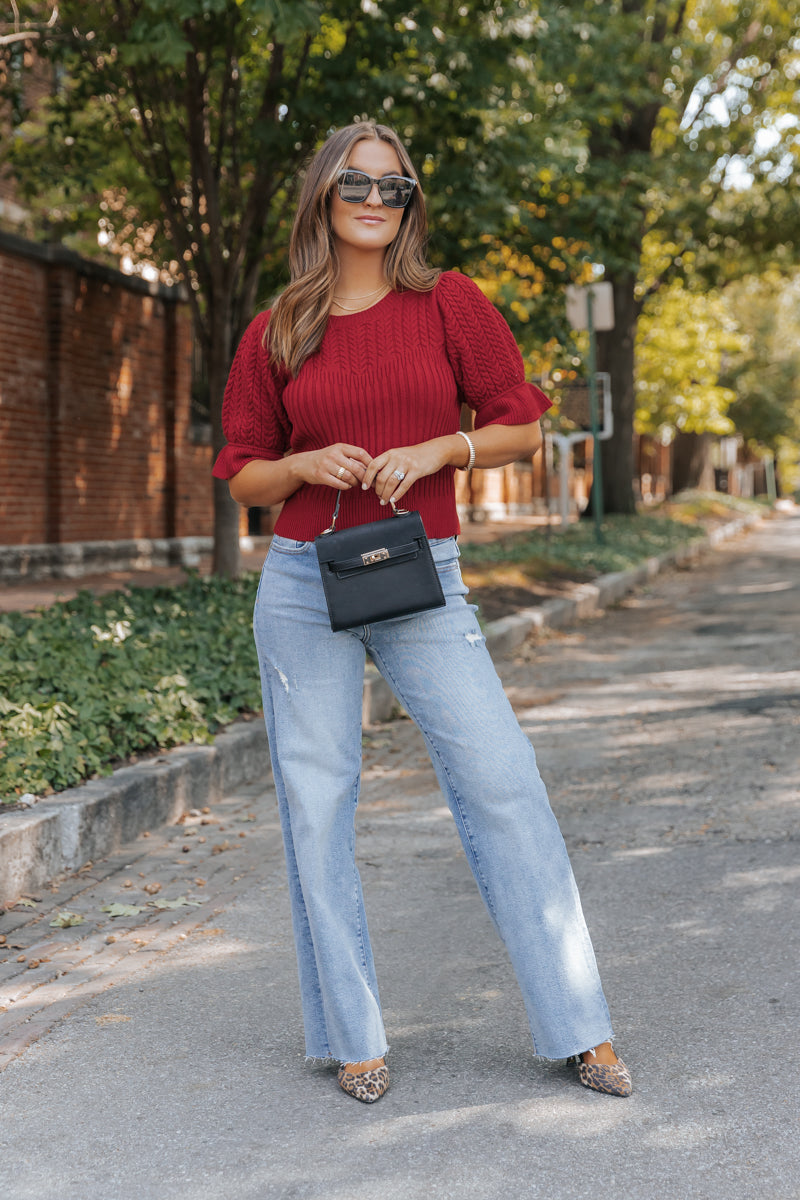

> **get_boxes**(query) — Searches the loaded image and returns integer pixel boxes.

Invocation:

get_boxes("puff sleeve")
[211,310,292,479]
[436,271,551,428]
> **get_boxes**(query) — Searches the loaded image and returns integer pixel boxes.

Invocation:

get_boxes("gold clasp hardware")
[362,547,389,565]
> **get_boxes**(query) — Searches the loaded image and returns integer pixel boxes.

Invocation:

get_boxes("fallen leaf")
[148,896,203,910]
[50,911,85,928]
[100,903,144,918]
[194,879,206,887]
[96,1013,131,1026]
[16,898,37,909]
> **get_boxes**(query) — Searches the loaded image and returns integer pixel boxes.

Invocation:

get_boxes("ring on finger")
[337,465,346,479]
[392,469,406,482]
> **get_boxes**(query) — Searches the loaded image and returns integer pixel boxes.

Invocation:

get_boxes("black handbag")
[314,492,446,632]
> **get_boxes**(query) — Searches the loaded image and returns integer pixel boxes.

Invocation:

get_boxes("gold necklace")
[331,285,390,313]
[333,282,387,301]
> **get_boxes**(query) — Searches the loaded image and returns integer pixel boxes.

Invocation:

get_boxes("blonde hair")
[268,122,439,376]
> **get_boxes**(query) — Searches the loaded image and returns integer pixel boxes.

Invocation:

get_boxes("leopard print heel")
[337,1061,390,1104]
[576,1056,632,1097]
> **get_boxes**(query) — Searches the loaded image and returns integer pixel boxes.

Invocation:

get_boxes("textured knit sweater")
[212,270,551,540]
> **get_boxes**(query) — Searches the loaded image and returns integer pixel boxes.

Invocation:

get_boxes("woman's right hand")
[293,443,373,491]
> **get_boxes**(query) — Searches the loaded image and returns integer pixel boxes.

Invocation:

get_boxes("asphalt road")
[1,513,798,1200]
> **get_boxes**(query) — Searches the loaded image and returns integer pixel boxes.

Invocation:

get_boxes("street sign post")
[565,281,615,543]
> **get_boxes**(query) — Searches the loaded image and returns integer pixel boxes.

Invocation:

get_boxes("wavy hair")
[267,122,439,376]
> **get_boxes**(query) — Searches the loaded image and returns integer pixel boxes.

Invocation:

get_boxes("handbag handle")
[320,490,408,536]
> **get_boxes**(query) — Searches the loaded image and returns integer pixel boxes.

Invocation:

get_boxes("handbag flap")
[315,511,427,568]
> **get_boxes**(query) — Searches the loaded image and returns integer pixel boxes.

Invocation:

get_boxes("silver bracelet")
[455,430,476,471]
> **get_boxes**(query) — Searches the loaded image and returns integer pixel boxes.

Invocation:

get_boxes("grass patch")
[461,491,760,580]
[460,512,707,577]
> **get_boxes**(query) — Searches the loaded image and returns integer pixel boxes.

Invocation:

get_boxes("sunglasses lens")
[378,177,415,208]
[338,170,372,202]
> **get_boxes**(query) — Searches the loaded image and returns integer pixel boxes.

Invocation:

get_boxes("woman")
[213,121,632,1104]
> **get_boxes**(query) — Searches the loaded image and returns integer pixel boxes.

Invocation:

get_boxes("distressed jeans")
[253,534,614,1063]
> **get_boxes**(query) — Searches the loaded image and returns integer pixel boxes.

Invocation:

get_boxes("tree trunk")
[671,431,715,494]
[208,310,241,578]
[596,270,640,515]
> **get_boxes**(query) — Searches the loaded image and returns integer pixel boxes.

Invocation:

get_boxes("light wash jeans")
[254,533,614,1064]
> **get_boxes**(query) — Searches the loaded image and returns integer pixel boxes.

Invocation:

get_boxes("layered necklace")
[331,282,391,313]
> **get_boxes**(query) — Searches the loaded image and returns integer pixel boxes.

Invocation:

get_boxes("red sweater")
[213,270,551,540]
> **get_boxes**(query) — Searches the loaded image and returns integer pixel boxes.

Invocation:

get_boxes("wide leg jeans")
[254,533,614,1064]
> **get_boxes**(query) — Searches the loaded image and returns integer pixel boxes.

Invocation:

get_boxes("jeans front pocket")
[429,536,467,600]
[269,535,314,556]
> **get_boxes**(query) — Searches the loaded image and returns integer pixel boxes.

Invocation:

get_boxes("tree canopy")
[500,0,800,510]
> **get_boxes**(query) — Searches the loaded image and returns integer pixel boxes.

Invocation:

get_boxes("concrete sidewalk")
[0,511,797,1199]
[0,510,764,905]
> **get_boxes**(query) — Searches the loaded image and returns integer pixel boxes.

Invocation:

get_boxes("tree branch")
[182,21,225,300]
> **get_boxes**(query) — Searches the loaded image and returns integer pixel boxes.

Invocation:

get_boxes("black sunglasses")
[336,169,417,209]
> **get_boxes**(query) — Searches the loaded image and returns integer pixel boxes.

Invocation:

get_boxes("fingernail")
[379,499,386,506]
[362,483,368,490]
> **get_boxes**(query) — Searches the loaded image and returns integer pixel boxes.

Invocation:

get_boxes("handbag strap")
[319,490,408,536]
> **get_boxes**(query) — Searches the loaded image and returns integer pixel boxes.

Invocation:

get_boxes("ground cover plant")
[0,493,763,804]
[0,573,262,804]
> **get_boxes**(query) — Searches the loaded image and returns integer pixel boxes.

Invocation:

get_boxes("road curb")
[482,510,762,657]
[0,511,763,904]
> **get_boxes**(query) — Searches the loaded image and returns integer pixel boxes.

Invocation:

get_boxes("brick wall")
[0,233,213,546]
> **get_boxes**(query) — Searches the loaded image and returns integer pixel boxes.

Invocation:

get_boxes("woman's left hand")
[362,440,451,506]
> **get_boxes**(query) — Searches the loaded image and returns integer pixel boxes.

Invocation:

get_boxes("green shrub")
[0,573,263,803]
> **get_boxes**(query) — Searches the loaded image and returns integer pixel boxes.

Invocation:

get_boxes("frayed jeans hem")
[305,1046,389,1068]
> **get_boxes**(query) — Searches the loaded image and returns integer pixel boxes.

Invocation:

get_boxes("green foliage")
[721,272,800,445]
[0,573,262,803]
[460,511,709,578]
[470,1,800,509]
[527,0,800,281]
[6,1,540,306]
[635,280,743,436]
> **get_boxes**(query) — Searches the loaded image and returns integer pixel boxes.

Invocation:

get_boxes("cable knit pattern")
[213,271,551,540]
